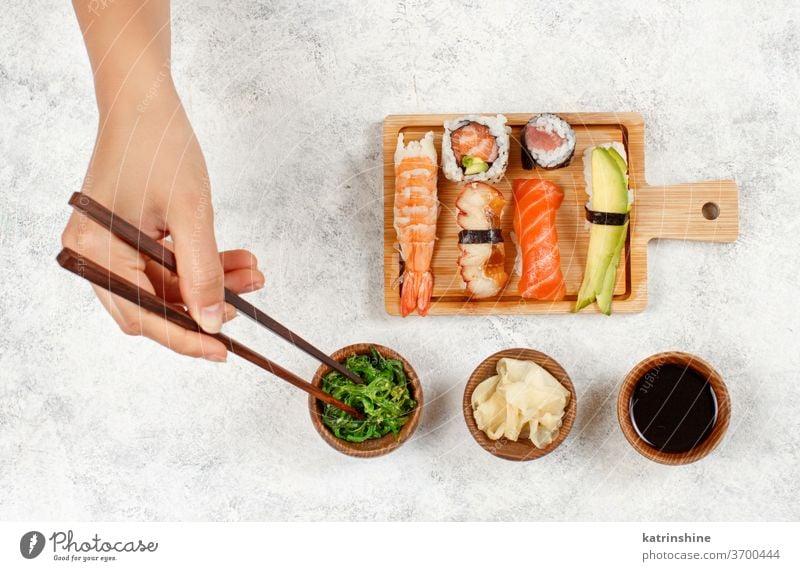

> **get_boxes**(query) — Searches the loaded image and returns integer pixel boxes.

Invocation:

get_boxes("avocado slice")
[589,147,629,212]
[462,156,489,175]
[575,147,630,313]
[595,221,628,314]
[606,146,628,178]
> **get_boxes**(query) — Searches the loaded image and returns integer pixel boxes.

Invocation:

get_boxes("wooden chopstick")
[57,247,363,419]
[67,192,364,385]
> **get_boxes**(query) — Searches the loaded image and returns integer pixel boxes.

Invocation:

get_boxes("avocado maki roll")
[521,113,576,170]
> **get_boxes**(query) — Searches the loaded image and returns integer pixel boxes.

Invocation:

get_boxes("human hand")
[62,87,263,362]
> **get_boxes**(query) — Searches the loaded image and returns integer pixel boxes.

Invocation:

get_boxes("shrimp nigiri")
[394,132,438,317]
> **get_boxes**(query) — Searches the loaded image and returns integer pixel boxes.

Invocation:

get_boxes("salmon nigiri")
[512,179,566,301]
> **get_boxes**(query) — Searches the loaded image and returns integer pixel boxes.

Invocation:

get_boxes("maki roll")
[442,114,510,183]
[521,113,576,169]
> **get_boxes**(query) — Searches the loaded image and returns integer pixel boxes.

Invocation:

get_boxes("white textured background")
[1,0,798,521]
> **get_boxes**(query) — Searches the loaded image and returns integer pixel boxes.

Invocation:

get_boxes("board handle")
[635,180,739,243]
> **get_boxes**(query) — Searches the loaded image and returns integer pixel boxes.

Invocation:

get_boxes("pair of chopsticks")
[58,192,364,419]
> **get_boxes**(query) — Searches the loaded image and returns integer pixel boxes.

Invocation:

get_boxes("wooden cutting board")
[383,113,738,315]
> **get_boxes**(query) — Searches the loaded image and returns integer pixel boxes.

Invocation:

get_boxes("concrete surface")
[1,0,798,521]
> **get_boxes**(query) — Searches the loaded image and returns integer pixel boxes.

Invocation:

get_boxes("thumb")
[170,196,225,334]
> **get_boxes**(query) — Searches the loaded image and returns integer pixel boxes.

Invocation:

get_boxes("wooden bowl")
[309,343,423,458]
[462,348,577,461]
[617,352,731,465]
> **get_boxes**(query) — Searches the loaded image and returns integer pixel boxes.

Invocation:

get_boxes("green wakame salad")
[321,348,416,442]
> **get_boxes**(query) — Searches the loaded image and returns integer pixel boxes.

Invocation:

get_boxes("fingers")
[222,304,237,323]
[64,214,229,362]
[219,249,259,271]
[63,201,259,362]
[145,249,262,328]
[168,193,225,334]
[223,267,265,293]
[160,243,259,274]
[91,283,229,361]
[144,248,264,301]
[219,249,264,292]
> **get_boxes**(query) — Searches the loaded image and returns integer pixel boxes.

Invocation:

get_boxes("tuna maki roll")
[442,114,510,183]
[521,113,576,170]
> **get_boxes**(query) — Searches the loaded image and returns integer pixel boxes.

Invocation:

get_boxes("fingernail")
[205,354,227,363]
[198,302,224,333]
[242,280,264,293]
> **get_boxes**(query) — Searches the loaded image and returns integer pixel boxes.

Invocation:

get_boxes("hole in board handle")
[702,202,720,221]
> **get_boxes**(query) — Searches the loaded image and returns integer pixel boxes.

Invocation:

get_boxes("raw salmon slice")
[450,122,499,164]
[512,179,566,301]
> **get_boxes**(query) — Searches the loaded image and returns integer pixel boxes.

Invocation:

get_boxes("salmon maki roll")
[442,115,510,184]
[512,179,566,301]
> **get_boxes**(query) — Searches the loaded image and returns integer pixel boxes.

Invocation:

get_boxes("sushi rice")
[395,130,437,166]
[509,230,522,277]
[441,114,510,183]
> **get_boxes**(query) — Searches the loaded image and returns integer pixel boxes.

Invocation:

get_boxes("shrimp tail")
[400,271,419,317]
[416,271,433,316]
[400,270,433,317]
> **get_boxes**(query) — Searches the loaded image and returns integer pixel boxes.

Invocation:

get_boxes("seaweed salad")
[321,348,416,442]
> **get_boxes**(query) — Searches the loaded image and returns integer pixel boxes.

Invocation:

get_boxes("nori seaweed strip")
[584,204,629,226]
[458,229,503,244]
[520,137,535,170]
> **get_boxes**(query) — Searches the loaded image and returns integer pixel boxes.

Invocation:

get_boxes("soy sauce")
[630,364,717,453]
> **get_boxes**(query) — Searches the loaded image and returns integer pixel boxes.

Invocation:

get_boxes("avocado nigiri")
[575,145,631,314]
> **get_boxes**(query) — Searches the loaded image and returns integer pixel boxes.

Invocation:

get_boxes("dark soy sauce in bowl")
[629,364,717,454]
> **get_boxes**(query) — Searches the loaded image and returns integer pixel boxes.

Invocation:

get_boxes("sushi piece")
[512,179,566,301]
[521,113,576,170]
[575,142,631,314]
[455,182,508,298]
[442,115,510,183]
[394,131,439,317]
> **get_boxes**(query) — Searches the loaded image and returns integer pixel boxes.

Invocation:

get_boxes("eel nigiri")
[394,131,438,317]
[456,182,508,298]
[512,179,566,301]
